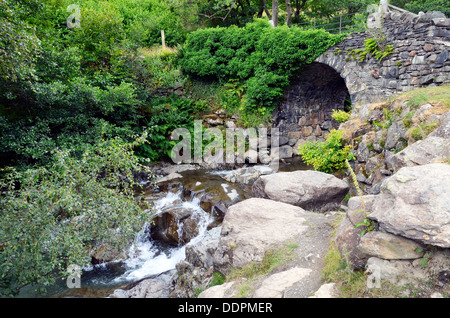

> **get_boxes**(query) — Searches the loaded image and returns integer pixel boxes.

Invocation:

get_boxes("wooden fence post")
[161,30,166,49]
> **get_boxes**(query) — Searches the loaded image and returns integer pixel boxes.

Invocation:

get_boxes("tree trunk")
[263,0,271,17]
[258,0,271,18]
[295,0,307,17]
[272,1,279,27]
[286,0,292,26]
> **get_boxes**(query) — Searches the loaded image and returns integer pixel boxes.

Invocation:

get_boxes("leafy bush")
[135,96,195,161]
[298,130,355,173]
[179,19,345,113]
[332,110,351,123]
[0,135,150,296]
[403,0,450,17]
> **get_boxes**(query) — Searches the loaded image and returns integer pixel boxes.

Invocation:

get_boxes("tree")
[294,0,308,20]
[257,0,271,17]
[272,0,279,26]
[0,135,151,296]
[286,0,293,26]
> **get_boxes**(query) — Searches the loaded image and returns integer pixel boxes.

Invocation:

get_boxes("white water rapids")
[79,188,214,288]
[113,190,214,284]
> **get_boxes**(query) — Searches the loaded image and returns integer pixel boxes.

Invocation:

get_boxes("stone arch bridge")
[273,10,449,144]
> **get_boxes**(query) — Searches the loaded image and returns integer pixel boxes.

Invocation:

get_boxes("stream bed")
[18,158,309,298]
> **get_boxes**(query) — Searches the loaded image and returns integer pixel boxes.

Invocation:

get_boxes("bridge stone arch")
[273,10,450,146]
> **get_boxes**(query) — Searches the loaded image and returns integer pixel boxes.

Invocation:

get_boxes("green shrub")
[135,96,195,161]
[332,110,351,123]
[298,130,355,173]
[0,135,150,296]
[179,19,345,113]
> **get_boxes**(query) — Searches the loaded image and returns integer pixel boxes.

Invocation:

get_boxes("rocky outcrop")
[368,163,450,248]
[109,270,177,298]
[213,198,309,275]
[172,227,222,298]
[199,197,340,298]
[385,136,450,172]
[252,170,349,212]
[335,163,450,280]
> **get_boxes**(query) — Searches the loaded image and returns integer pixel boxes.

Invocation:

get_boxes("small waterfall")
[111,189,214,284]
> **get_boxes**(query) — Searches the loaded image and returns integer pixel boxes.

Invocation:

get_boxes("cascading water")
[20,160,307,297]
[113,190,214,284]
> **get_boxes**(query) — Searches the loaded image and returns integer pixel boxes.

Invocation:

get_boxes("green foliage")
[0,0,192,166]
[0,135,150,296]
[0,0,40,83]
[298,130,355,174]
[179,19,345,114]
[353,37,394,63]
[135,96,195,162]
[392,0,450,17]
[210,272,226,287]
[332,109,351,123]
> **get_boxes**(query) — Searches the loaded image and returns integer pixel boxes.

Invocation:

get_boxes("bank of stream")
[17,157,310,298]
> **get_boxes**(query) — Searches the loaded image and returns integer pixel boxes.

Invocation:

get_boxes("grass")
[405,120,440,142]
[227,243,299,282]
[200,242,299,298]
[139,45,178,58]
[399,84,450,109]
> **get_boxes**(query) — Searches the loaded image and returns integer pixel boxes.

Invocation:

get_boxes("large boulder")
[252,170,349,212]
[334,195,377,269]
[213,198,309,275]
[334,215,369,270]
[368,163,450,248]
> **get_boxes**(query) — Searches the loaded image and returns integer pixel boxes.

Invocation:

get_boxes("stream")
[17,157,309,298]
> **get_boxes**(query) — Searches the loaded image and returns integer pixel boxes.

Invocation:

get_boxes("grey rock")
[368,164,450,248]
[156,172,183,183]
[277,145,294,159]
[253,267,312,298]
[185,226,222,268]
[435,50,449,66]
[385,122,407,150]
[198,282,237,298]
[252,170,349,212]
[386,136,450,172]
[279,136,290,146]
[334,215,368,269]
[429,111,450,138]
[213,198,309,275]
[366,257,428,286]
[346,195,377,227]
[432,18,450,27]
[418,11,446,23]
[357,231,424,260]
[308,283,339,298]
